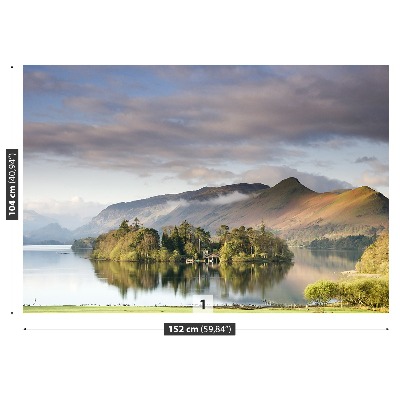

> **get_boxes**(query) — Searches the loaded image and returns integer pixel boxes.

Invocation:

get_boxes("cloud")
[166,191,251,208]
[24,70,73,94]
[165,199,190,211]
[24,197,107,229]
[354,156,388,173]
[23,66,388,193]
[176,167,236,186]
[238,165,353,193]
[207,191,251,205]
[360,173,389,188]
[355,156,377,163]
[355,157,388,192]
[23,68,97,96]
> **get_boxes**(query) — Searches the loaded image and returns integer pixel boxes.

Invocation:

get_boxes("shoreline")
[341,270,382,278]
[22,305,384,313]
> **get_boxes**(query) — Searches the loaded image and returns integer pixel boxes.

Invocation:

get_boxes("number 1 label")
[192,295,213,313]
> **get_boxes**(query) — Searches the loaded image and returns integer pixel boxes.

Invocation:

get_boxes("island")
[90,219,294,264]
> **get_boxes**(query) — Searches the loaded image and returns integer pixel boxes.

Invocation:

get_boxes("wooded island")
[90,219,293,264]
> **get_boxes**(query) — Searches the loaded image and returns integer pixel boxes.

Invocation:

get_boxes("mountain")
[24,223,73,245]
[215,178,388,243]
[73,178,388,244]
[73,182,268,237]
[24,209,58,232]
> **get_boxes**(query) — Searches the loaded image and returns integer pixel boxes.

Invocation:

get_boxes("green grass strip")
[23,305,383,313]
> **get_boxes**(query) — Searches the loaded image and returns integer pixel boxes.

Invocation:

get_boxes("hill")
[23,223,74,245]
[73,183,268,237]
[24,209,58,232]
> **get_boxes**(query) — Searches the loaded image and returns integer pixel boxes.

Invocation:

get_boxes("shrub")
[338,278,388,308]
[355,233,389,274]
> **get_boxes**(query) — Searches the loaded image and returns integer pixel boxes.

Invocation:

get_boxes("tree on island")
[161,221,210,258]
[218,223,293,263]
[93,219,160,261]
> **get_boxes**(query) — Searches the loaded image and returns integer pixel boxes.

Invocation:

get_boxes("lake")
[23,245,362,307]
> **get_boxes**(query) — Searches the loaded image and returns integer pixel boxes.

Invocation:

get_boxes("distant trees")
[71,237,96,249]
[308,235,374,250]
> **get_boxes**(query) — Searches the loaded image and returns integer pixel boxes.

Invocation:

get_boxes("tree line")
[307,235,374,250]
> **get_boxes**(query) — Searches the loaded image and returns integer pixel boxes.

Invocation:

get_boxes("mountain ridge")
[24,178,388,245]
[73,182,269,237]
[71,178,388,244]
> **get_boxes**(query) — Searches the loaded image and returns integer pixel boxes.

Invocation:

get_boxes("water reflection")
[218,261,293,297]
[90,257,293,302]
[298,248,362,271]
[91,260,216,298]
[23,246,362,306]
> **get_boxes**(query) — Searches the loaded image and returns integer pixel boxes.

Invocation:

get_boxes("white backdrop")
[1,1,398,399]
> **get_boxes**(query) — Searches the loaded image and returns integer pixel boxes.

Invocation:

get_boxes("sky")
[23,65,389,228]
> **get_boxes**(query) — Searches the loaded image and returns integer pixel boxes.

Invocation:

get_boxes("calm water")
[23,245,362,306]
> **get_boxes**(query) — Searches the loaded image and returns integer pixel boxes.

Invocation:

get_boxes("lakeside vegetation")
[304,277,388,309]
[304,232,389,311]
[91,219,293,264]
[355,233,388,274]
